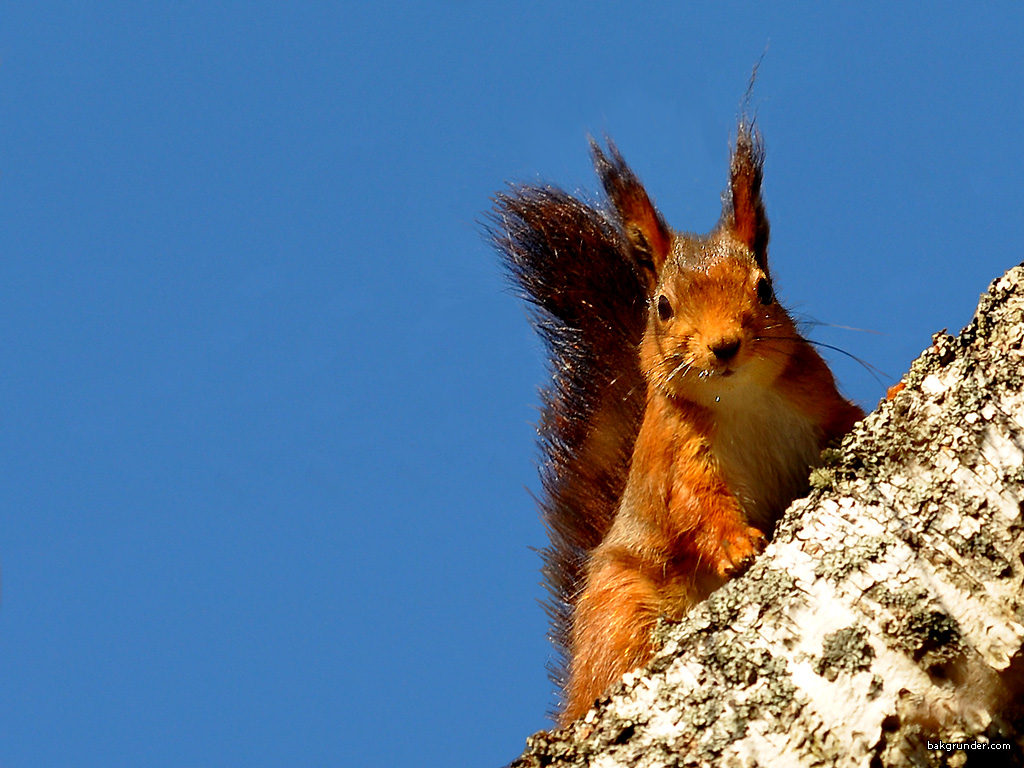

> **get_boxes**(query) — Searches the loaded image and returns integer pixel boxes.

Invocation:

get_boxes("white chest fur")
[708,387,821,532]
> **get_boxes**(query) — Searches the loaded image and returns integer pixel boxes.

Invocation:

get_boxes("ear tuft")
[590,138,672,290]
[728,122,770,270]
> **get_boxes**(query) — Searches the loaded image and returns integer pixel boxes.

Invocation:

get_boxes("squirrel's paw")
[708,524,766,579]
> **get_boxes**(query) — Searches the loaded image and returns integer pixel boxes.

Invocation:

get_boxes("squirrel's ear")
[727,122,770,271]
[591,138,671,292]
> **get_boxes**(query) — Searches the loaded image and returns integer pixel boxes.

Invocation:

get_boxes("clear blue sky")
[2,3,1022,766]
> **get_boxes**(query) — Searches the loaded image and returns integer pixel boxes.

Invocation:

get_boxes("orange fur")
[488,122,863,726]
[561,125,863,724]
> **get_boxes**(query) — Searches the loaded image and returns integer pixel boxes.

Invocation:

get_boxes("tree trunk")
[509,264,1024,768]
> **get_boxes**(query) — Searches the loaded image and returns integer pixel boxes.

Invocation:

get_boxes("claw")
[711,524,766,579]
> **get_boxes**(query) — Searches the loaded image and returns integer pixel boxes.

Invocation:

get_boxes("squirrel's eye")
[756,277,774,305]
[657,294,673,321]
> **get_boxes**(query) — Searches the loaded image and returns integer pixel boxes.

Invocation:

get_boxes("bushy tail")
[486,182,648,707]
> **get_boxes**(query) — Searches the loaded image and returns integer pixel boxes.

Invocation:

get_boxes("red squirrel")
[489,122,864,725]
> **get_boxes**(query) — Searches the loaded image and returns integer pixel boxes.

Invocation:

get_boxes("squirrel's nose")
[710,337,741,361]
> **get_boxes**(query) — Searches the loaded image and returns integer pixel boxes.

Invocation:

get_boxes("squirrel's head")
[593,124,800,407]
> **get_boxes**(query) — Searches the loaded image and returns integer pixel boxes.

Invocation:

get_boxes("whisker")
[807,341,889,382]
[790,313,884,336]
[756,334,888,384]
[666,356,694,382]
[819,323,884,335]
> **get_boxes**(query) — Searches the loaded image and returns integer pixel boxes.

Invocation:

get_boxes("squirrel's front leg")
[689,488,767,580]
[665,436,767,582]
